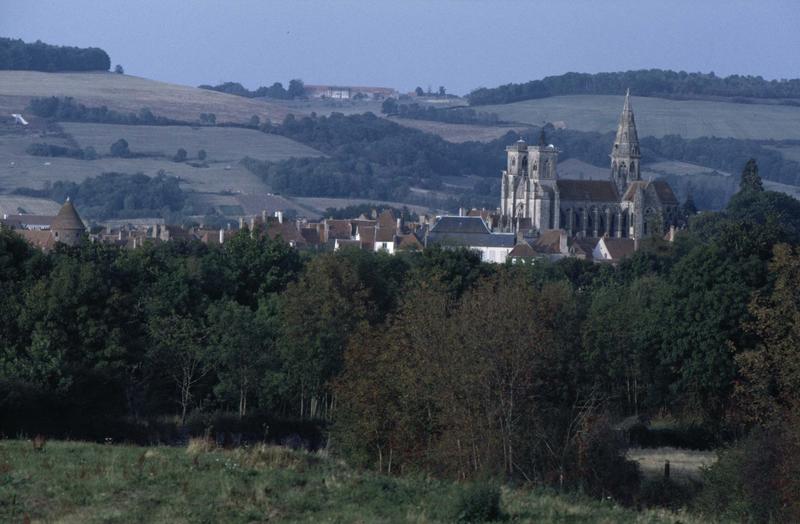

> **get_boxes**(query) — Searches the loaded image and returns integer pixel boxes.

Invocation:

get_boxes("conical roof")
[51,198,85,231]
[612,89,640,158]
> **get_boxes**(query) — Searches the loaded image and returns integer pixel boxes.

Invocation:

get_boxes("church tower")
[610,89,641,195]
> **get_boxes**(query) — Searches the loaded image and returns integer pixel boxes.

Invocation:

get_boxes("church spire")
[610,89,641,194]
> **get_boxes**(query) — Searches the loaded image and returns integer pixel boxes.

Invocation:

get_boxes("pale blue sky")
[2,0,798,95]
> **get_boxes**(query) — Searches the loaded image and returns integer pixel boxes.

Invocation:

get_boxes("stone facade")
[499,91,678,239]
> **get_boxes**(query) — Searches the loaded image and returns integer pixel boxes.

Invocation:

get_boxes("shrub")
[110,138,130,157]
[453,482,503,522]
[577,417,641,505]
[638,478,695,510]
[173,148,187,162]
[694,427,792,522]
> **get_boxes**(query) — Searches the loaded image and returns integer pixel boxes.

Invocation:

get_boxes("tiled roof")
[51,200,85,231]
[602,238,636,260]
[396,233,423,250]
[556,180,618,202]
[508,241,537,258]
[534,229,563,254]
[375,226,395,243]
[358,226,375,250]
[326,219,352,240]
[19,229,56,251]
[377,209,396,230]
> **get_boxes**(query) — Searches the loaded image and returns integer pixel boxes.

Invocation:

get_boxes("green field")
[0,123,323,213]
[0,440,698,523]
[481,95,800,140]
[61,123,323,163]
[0,71,296,125]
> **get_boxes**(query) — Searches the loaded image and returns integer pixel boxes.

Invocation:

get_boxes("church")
[499,91,678,239]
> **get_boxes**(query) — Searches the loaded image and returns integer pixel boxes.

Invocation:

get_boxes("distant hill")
[468,69,800,106]
[0,70,296,124]
[480,94,800,140]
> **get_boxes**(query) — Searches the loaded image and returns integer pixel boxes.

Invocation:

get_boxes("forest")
[0,37,110,72]
[14,172,187,220]
[250,112,800,210]
[1,161,799,520]
[467,69,800,105]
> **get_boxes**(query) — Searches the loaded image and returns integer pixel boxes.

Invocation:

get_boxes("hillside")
[0,120,324,221]
[0,440,696,523]
[481,95,800,140]
[0,71,297,124]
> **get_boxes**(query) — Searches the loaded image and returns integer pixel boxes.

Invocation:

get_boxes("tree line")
[1,162,799,518]
[468,69,800,106]
[14,172,187,220]
[198,79,306,100]
[381,98,506,126]
[0,37,110,72]
[28,97,187,125]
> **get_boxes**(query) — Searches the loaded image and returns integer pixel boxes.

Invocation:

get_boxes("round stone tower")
[50,198,85,246]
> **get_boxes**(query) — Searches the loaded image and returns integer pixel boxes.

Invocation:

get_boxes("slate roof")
[427,216,515,248]
[570,237,599,259]
[51,200,85,231]
[431,216,491,234]
[556,180,619,202]
[0,215,54,229]
[621,180,679,205]
[621,181,647,201]
[651,180,679,205]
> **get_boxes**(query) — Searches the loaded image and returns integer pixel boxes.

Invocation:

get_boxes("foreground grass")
[0,440,698,523]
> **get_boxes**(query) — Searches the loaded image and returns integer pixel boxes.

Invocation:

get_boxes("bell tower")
[610,89,641,195]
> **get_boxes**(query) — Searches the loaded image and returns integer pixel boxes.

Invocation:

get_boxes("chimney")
[219,228,225,244]
[152,224,158,239]
[250,217,255,230]
[459,207,464,217]
[262,209,267,223]
[396,217,401,233]
[239,216,244,230]
[276,211,283,224]
[118,230,122,241]
[559,230,567,254]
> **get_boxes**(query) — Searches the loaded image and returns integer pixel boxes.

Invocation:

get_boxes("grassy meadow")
[0,440,699,523]
[60,123,322,163]
[0,71,295,124]
[481,95,800,140]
